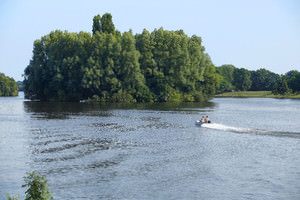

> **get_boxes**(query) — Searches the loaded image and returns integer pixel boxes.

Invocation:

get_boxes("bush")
[6,171,53,200]
[22,171,53,200]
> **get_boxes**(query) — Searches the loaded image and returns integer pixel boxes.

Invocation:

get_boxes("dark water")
[1,93,300,199]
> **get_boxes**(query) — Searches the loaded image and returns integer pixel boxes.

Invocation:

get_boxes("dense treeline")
[24,13,218,102]
[216,65,300,95]
[0,73,18,96]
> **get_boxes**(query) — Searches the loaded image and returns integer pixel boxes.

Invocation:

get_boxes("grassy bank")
[215,91,300,99]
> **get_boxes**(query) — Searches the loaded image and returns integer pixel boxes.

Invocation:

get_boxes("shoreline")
[215,91,300,99]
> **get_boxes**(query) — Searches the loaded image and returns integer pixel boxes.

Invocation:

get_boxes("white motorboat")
[195,120,211,126]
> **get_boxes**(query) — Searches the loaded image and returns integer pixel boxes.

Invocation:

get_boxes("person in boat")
[205,116,211,123]
[200,116,205,122]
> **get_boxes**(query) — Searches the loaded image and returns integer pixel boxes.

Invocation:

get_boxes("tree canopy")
[24,13,300,100]
[284,70,300,93]
[216,65,252,92]
[215,65,300,95]
[24,13,218,102]
[250,68,279,91]
[272,76,289,95]
[0,73,18,96]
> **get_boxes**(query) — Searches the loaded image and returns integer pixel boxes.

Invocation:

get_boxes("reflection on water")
[23,101,215,118]
[23,102,113,119]
[1,95,300,200]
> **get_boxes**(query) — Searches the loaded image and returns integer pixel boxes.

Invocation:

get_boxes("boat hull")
[195,120,211,126]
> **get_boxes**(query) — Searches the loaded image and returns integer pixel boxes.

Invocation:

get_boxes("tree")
[215,65,235,92]
[232,68,252,91]
[284,70,300,93]
[101,13,115,34]
[272,76,289,95]
[135,29,156,81]
[92,14,101,35]
[216,77,232,93]
[0,73,18,96]
[22,171,53,200]
[216,65,235,83]
[120,30,150,102]
[250,68,279,91]
[24,14,219,103]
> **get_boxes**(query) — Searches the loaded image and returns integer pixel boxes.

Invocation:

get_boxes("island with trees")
[23,13,300,102]
[23,13,218,102]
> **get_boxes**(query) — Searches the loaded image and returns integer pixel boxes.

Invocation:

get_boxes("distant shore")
[215,91,300,99]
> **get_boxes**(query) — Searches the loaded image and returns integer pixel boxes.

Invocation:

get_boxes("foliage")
[24,14,218,102]
[271,70,300,95]
[22,171,53,200]
[284,70,300,93]
[0,72,19,96]
[5,172,52,200]
[215,65,235,92]
[5,194,20,200]
[250,68,279,91]
[272,76,290,95]
[216,65,235,83]
[216,78,232,93]
[92,14,101,35]
[209,64,300,96]
[232,68,252,91]
[100,13,115,34]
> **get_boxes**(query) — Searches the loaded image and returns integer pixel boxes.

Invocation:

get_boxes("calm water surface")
[1,93,300,199]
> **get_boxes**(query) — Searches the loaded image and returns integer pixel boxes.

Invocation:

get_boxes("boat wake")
[201,123,300,138]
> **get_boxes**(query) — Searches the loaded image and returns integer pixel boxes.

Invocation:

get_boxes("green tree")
[92,14,101,35]
[149,28,171,101]
[272,76,289,95]
[97,32,121,100]
[101,13,115,34]
[216,76,232,93]
[0,73,18,96]
[215,65,235,92]
[216,65,235,83]
[135,29,156,81]
[250,68,279,91]
[120,30,150,102]
[24,13,219,103]
[23,171,53,200]
[24,30,93,101]
[284,70,300,93]
[232,68,252,91]
[202,64,219,97]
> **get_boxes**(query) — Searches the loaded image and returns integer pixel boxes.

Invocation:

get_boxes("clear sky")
[0,0,299,81]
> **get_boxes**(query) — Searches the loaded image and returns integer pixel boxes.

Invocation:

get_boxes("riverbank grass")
[215,91,300,99]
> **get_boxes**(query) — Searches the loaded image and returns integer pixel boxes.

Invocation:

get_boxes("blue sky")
[0,0,299,81]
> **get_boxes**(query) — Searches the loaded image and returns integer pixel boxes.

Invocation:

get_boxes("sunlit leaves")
[23,13,217,102]
[0,73,18,96]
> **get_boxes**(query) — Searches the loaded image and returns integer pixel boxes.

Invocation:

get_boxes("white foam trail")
[200,123,300,138]
[201,123,255,133]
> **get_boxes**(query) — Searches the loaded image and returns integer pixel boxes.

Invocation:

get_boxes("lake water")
[1,92,300,200]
